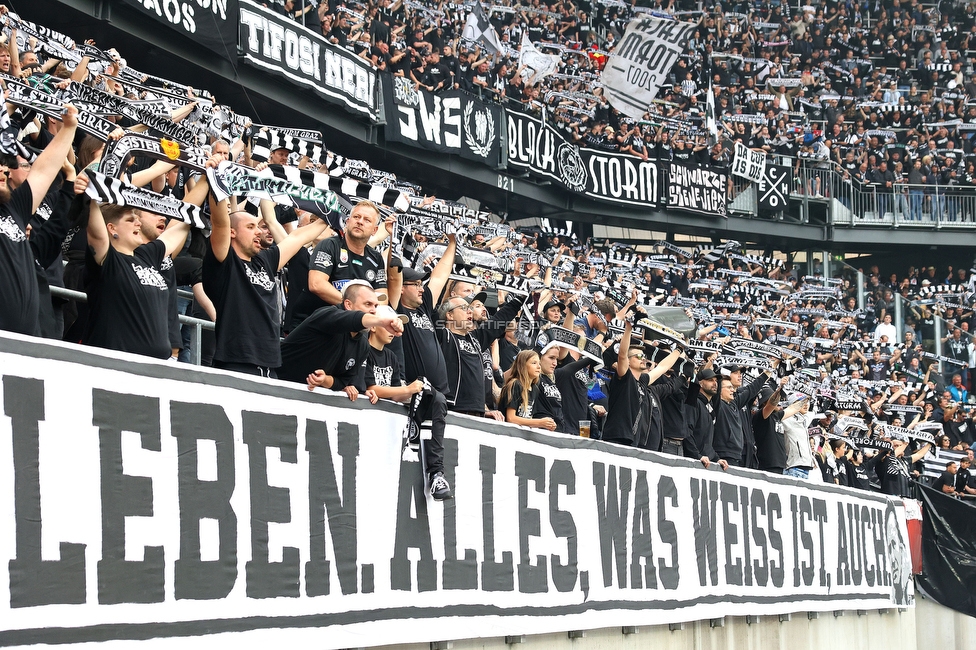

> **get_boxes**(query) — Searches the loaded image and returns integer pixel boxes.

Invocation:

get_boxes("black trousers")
[213,360,277,378]
[412,388,446,476]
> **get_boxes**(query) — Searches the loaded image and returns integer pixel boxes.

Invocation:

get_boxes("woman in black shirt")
[537,345,597,434]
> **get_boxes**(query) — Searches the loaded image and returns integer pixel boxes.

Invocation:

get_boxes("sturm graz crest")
[463,102,494,159]
[557,142,586,192]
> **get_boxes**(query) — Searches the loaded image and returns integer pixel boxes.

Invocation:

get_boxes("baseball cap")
[401,267,430,282]
[465,291,488,305]
[697,368,717,381]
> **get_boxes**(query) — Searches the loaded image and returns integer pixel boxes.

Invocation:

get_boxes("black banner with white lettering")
[238,0,378,119]
[505,110,726,216]
[665,163,728,217]
[382,76,503,167]
[114,0,238,55]
[758,163,791,212]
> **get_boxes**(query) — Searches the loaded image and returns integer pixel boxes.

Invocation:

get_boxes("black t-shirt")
[753,409,788,471]
[878,453,912,497]
[0,182,39,335]
[439,328,486,412]
[84,239,171,359]
[398,285,448,392]
[365,344,402,389]
[203,243,283,368]
[604,371,647,446]
[160,254,181,350]
[535,374,565,433]
[294,236,387,324]
[278,306,368,388]
[501,380,539,419]
[555,357,595,435]
[933,470,955,493]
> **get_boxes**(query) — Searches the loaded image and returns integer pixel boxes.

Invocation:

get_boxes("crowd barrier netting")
[0,332,914,648]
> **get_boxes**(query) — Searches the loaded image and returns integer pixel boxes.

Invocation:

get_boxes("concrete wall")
[915,594,976,650]
[374,607,918,650]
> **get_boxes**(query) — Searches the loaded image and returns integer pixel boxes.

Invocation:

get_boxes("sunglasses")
[629,352,646,360]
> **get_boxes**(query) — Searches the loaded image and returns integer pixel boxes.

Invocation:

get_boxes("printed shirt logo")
[366,269,376,281]
[160,255,173,272]
[314,251,332,268]
[345,358,356,370]
[132,263,168,290]
[0,214,26,243]
[542,382,561,399]
[371,364,394,387]
[410,311,435,332]
[340,249,349,264]
[458,338,479,355]
[245,265,275,292]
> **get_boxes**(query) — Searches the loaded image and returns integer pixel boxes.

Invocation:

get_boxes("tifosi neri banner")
[0,333,912,648]
[238,0,378,119]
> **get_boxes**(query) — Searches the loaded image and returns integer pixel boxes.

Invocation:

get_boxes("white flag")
[600,16,697,120]
[517,32,561,86]
[706,79,718,143]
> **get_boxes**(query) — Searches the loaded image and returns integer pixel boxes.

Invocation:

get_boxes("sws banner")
[0,334,913,648]
[238,0,378,119]
[507,110,726,216]
[114,0,238,55]
[383,75,503,167]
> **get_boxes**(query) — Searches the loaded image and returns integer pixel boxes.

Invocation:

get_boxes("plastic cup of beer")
[579,420,591,438]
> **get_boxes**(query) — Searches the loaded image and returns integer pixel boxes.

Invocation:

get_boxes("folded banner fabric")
[601,16,698,120]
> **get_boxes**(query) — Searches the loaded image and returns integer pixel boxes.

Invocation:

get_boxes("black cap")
[543,299,567,314]
[401,267,430,282]
[697,368,717,381]
[465,291,488,305]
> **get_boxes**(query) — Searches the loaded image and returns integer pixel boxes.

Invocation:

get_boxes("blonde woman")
[500,350,557,431]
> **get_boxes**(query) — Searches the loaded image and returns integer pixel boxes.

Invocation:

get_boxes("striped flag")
[84,171,208,230]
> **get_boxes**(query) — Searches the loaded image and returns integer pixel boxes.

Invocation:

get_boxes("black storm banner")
[238,0,378,119]
[383,76,503,167]
[0,334,912,648]
[115,0,238,55]
[506,110,726,217]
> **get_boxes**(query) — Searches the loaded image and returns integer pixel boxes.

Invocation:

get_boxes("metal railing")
[729,156,976,229]
[50,286,215,366]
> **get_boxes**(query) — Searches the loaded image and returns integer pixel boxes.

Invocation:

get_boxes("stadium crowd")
[1,3,976,504]
[270,0,976,211]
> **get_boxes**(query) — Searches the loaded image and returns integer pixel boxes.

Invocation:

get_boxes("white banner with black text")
[0,333,912,648]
